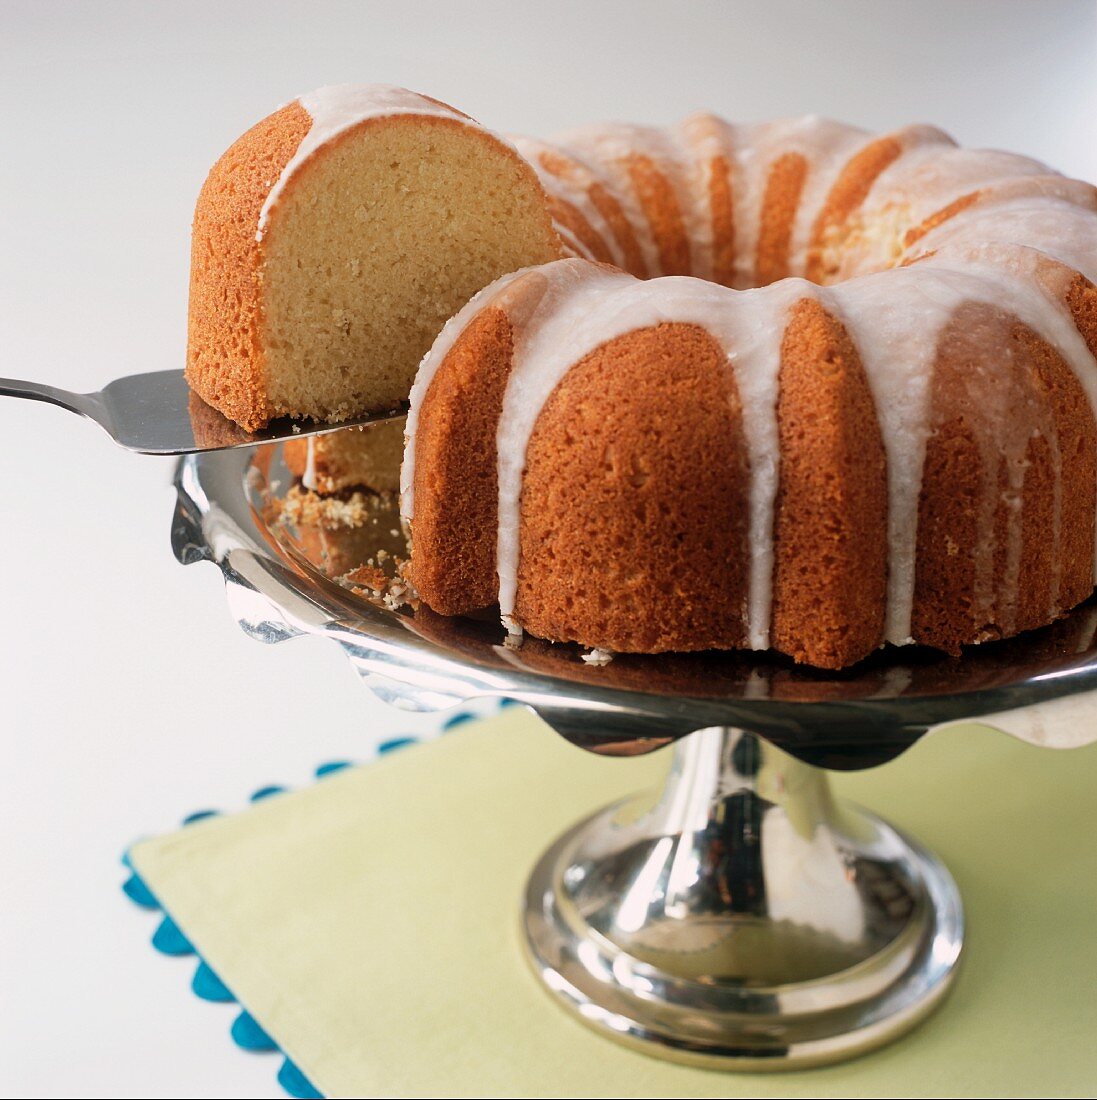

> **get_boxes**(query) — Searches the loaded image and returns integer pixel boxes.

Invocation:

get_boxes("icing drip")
[409,257,1097,648]
[727,279,812,646]
[302,436,317,491]
[727,117,866,286]
[784,119,875,271]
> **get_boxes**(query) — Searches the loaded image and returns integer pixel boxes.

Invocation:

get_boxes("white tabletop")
[2,2,1094,1096]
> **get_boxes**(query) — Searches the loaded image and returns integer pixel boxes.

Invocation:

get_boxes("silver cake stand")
[172,445,1097,1070]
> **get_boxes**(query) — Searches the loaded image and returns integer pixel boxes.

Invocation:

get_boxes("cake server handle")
[0,377,105,421]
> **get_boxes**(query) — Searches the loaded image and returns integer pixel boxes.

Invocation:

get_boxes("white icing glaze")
[256,84,480,242]
[677,111,735,281]
[416,260,804,645]
[728,117,858,285]
[785,119,874,271]
[302,435,317,491]
[723,278,812,646]
[726,119,799,286]
[913,197,1097,283]
[671,114,724,282]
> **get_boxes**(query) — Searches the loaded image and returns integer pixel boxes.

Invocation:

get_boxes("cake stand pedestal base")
[522,726,963,1070]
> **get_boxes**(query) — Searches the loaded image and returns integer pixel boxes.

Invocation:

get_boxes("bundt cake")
[401,115,1097,669]
[186,85,560,430]
[189,86,1097,669]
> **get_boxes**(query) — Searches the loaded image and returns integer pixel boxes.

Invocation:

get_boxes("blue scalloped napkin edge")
[122,702,517,1098]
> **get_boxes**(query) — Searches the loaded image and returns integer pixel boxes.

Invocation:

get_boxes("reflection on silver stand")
[524,726,961,1067]
[173,447,1097,1071]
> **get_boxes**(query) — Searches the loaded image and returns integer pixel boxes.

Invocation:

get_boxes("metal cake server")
[0,369,404,454]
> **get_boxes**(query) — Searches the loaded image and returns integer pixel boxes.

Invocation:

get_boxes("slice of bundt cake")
[186,85,562,430]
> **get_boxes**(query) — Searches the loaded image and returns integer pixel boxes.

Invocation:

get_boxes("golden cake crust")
[756,152,807,285]
[707,153,736,287]
[626,155,691,276]
[406,307,518,614]
[806,136,903,283]
[187,102,311,431]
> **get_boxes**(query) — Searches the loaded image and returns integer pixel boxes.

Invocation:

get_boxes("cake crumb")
[581,647,614,666]
[344,564,387,592]
[382,578,414,610]
[340,560,418,612]
[278,484,375,529]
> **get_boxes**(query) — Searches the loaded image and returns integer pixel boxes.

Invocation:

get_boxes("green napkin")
[129,708,1097,1098]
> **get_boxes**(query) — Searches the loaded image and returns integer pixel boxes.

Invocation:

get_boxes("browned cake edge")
[708,153,736,287]
[186,102,311,431]
[406,307,518,614]
[625,154,692,276]
[771,297,889,668]
[756,152,808,285]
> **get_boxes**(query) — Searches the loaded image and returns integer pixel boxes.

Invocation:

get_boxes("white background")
[1,2,1094,1096]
